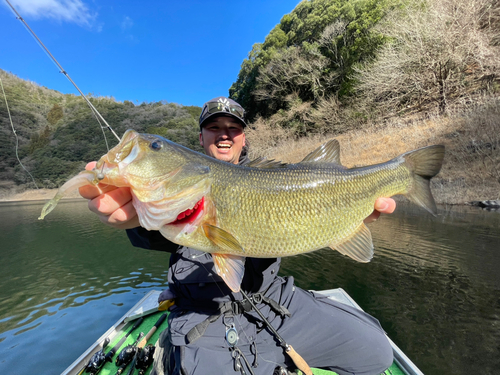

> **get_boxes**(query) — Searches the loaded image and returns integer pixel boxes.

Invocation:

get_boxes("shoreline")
[0,188,84,202]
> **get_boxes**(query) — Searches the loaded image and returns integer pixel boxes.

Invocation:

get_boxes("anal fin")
[212,253,246,292]
[330,222,374,263]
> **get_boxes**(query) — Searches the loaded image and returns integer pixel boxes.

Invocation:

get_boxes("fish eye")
[150,140,163,151]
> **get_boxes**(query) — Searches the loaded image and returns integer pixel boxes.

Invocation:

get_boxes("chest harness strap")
[185,292,290,344]
[184,291,312,375]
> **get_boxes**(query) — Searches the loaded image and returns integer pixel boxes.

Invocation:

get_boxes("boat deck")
[62,288,423,375]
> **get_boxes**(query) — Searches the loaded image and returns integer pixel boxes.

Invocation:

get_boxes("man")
[80,97,396,375]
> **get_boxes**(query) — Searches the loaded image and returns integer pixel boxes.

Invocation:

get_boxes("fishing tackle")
[83,348,107,375]
[239,289,312,375]
[125,314,167,375]
[83,317,144,375]
[135,344,156,375]
[115,332,145,375]
[5,0,121,146]
[76,337,110,375]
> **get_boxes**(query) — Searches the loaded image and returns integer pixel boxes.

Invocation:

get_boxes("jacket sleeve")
[126,227,180,253]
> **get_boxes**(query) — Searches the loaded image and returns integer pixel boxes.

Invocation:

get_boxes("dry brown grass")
[246,96,500,204]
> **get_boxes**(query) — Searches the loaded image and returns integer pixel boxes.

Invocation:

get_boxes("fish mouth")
[167,197,205,226]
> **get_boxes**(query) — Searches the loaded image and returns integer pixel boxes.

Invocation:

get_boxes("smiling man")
[198,97,247,165]
[80,96,396,375]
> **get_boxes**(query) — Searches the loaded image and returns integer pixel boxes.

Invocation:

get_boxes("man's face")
[199,116,246,164]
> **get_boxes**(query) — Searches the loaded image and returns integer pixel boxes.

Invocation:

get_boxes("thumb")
[85,161,97,171]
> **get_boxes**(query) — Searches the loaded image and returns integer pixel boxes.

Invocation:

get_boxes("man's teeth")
[217,144,231,148]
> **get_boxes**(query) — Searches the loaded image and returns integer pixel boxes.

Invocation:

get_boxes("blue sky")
[1,0,300,107]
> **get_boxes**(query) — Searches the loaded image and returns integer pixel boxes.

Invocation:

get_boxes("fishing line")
[4,0,121,147]
[0,75,39,189]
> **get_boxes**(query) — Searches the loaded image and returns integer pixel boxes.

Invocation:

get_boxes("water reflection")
[0,200,499,374]
[281,203,500,375]
[0,200,170,374]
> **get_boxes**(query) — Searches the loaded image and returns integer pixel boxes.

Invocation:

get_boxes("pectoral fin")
[330,222,374,263]
[212,253,246,292]
[202,224,245,254]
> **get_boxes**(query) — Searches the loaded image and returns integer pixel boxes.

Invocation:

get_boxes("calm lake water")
[0,199,499,374]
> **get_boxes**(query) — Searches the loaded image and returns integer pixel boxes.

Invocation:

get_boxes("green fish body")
[40,130,445,291]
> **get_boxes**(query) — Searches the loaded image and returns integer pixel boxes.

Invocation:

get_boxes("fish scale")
[39,129,445,292]
[208,163,405,258]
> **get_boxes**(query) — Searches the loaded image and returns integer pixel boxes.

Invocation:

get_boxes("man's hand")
[79,162,140,229]
[364,198,396,224]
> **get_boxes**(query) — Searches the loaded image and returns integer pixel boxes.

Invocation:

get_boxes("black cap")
[199,96,247,129]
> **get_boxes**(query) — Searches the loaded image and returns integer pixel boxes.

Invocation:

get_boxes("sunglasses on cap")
[199,97,246,127]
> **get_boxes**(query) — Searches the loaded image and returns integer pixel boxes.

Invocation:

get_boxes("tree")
[230,0,396,120]
[355,0,500,115]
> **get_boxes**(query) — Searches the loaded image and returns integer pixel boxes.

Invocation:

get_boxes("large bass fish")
[40,129,445,292]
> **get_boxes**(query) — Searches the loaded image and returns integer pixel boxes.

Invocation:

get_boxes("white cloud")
[121,16,133,31]
[7,0,97,26]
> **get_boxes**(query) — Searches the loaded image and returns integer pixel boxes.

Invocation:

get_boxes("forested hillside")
[232,0,500,203]
[231,0,499,133]
[0,69,202,194]
[1,0,499,203]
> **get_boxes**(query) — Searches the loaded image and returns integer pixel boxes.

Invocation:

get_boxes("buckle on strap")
[252,293,263,304]
[185,293,291,344]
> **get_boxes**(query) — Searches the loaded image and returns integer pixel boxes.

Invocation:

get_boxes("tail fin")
[403,145,445,216]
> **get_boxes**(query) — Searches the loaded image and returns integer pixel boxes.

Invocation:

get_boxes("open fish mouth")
[167,197,205,226]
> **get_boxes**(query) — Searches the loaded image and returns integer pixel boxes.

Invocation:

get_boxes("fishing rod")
[4,0,121,145]
[83,317,144,375]
[126,314,167,375]
[239,289,313,375]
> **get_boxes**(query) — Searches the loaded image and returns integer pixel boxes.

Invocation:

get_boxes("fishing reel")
[115,332,145,375]
[84,350,106,374]
[115,344,138,367]
[115,331,144,367]
[83,338,110,374]
[135,344,156,375]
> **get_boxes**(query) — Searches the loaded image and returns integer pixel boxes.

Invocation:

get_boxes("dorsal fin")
[246,157,288,169]
[300,139,342,165]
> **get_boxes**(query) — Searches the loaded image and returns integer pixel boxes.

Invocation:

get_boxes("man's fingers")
[80,161,139,229]
[374,197,396,214]
[79,161,118,199]
[79,183,118,200]
[85,161,97,171]
[98,200,140,229]
[88,187,133,216]
[364,198,396,224]
[364,210,381,224]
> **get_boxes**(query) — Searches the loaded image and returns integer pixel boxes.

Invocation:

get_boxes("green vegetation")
[1,0,498,202]
[237,0,500,203]
[230,0,499,135]
[230,0,401,123]
[0,69,202,191]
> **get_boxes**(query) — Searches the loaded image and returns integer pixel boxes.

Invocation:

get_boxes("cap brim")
[199,113,247,128]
